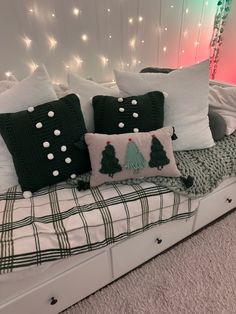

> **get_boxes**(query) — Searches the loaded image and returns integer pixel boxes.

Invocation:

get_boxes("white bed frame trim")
[0,177,235,314]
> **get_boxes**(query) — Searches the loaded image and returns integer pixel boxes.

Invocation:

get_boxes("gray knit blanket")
[118,132,236,198]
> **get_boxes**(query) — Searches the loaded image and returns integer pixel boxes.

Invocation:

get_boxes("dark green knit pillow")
[92,91,164,134]
[0,94,90,195]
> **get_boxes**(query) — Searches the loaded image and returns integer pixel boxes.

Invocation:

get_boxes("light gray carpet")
[63,210,236,314]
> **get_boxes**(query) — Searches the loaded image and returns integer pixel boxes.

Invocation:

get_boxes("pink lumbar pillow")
[85,127,181,187]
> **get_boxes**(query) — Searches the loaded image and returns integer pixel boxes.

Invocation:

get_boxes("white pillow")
[114,60,215,151]
[209,85,236,135]
[0,79,18,94]
[68,72,119,132]
[0,65,58,193]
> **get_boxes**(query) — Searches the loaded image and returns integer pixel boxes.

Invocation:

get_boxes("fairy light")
[23,36,32,48]
[65,65,70,69]
[185,8,189,14]
[29,8,34,13]
[170,5,174,9]
[107,8,111,12]
[141,39,145,44]
[194,41,199,46]
[74,56,83,66]
[138,16,143,22]
[126,63,130,67]
[100,56,109,66]
[163,46,167,52]
[73,8,80,16]
[128,18,133,24]
[108,35,112,39]
[5,71,12,78]
[51,13,55,17]
[198,23,202,27]
[205,1,209,6]
[48,36,57,49]
[164,27,168,31]
[129,38,136,49]
[182,49,185,53]
[81,34,88,41]
[138,60,142,64]
[29,61,38,72]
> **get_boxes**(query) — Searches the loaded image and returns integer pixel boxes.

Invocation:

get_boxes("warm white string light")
[73,8,80,16]
[81,34,88,41]
[1,2,215,81]
[48,36,57,49]
[23,36,32,48]
[5,71,12,78]
[28,61,38,72]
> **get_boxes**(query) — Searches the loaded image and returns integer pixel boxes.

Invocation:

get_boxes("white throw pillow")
[209,85,236,135]
[0,65,58,193]
[114,60,215,151]
[68,72,119,132]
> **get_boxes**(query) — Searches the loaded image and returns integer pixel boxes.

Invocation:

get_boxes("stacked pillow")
[114,60,215,151]
[0,94,90,195]
[3,60,232,194]
[0,65,58,193]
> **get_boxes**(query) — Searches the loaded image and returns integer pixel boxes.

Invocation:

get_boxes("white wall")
[0,0,216,83]
[215,0,236,84]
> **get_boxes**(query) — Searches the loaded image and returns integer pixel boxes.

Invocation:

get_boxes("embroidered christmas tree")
[100,142,122,177]
[125,138,146,173]
[149,135,170,170]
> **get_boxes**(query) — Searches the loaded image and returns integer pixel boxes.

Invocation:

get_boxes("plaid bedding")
[0,181,199,274]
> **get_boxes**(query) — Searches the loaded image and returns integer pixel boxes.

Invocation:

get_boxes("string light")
[23,36,32,48]
[194,41,199,46]
[100,56,109,66]
[163,46,167,52]
[128,18,133,24]
[141,40,145,44]
[107,8,111,12]
[81,34,88,41]
[48,36,57,49]
[185,8,189,14]
[198,23,202,27]
[170,5,174,9]
[28,8,34,13]
[29,61,38,72]
[51,13,55,17]
[138,16,143,22]
[138,60,142,64]
[182,49,185,53]
[129,38,136,49]
[73,8,80,16]
[74,56,83,66]
[5,71,12,78]
[108,35,112,39]
[164,27,168,31]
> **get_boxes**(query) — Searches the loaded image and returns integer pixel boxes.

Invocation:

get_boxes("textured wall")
[0,0,216,83]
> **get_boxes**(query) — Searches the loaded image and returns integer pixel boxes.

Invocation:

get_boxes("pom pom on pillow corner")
[85,126,181,187]
[114,60,215,151]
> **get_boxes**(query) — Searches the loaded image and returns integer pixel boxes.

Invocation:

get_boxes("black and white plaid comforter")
[0,181,199,274]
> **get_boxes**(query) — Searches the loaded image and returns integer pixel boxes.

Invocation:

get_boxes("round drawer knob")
[50,297,58,305]
[226,198,232,203]
[156,238,162,244]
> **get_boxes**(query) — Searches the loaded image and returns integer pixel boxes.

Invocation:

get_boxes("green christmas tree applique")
[125,138,146,173]
[100,141,122,178]
[149,135,170,170]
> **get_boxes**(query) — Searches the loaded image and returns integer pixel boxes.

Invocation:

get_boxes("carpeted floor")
[63,209,236,314]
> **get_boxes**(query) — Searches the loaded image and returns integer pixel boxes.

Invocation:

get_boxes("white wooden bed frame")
[0,177,235,314]
[0,79,235,314]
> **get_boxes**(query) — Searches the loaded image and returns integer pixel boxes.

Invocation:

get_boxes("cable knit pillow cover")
[68,72,120,132]
[209,84,236,135]
[85,127,181,187]
[0,94,90,196]
[0,65,58,193]
[92,91,164,134]
[114,60,215,151]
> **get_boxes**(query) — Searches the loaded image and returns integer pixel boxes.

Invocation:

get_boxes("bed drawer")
[0,251,111,314]
[194,182,236,231]
[111,217,194,279]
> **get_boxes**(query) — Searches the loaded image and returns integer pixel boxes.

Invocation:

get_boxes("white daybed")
[0,176,235,314]
[0,80,236,314]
